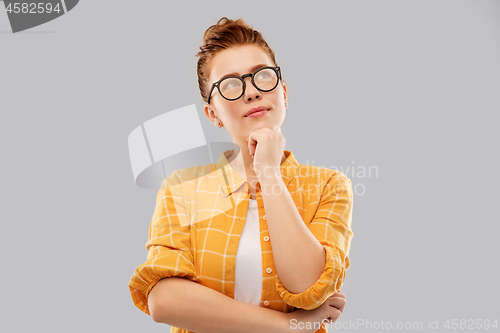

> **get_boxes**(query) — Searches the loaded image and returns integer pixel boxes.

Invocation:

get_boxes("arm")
[129,173,294,332]
[260,174,326,294]
[261,170,354,310]
[149,277,290,333]
[128,174,201,315]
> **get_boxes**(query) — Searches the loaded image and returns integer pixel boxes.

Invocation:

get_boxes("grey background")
[1,0,499,332]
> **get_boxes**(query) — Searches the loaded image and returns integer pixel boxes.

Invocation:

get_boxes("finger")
[246,138,255,156]
[329,291,345,299]
[245,138,252,156]
[247,135,258,157]
[328,307,342,322]
[328,294,345,301]
[327,297,346,310]
[333,300,346,314]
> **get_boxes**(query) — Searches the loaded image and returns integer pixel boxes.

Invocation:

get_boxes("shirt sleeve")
[128,172,201,316]
[275,171,354,310]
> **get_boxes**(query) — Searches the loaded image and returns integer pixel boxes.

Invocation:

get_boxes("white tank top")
[234,199,263,306]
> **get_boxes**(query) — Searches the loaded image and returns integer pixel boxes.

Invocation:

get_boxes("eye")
[228,81,240,88]
[255,69,277,82]
[255,70,272,80]
[221,78,242,91]
[220,78,243,99]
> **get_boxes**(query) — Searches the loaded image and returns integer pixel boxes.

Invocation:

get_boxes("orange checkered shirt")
[128,149,354,333]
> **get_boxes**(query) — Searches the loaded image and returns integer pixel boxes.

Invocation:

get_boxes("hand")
[245,127,286,179]
[284,291,346,333]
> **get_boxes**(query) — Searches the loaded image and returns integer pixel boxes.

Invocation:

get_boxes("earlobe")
[204,103,217,122]
[204,103,222,127]
[281,81,288,102]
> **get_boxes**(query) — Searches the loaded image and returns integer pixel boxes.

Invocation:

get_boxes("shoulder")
[159,162,215,191]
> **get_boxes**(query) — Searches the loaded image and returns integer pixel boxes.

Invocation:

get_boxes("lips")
[245,107,269,117]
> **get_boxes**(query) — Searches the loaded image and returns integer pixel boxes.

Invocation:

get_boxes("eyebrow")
[219,64,270,80]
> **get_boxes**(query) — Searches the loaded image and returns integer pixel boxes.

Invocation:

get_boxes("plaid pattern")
[129,149,354,333]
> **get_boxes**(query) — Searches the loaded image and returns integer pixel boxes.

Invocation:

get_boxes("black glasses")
[207,66,281,104]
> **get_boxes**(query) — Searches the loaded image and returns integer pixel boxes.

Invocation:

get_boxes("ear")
[281,80,288,106]
[204,103,218,124]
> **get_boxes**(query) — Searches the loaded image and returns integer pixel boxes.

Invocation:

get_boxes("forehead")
[209,44,274,81]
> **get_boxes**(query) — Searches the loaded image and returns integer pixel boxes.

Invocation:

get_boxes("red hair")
[196,17,279,103]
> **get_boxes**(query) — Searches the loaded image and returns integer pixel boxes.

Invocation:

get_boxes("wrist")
[258,176,285,197]
[257,172,283,185]
[255,164,282,182]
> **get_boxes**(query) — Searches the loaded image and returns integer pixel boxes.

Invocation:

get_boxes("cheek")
[272,87,285,101]
[217,106,238,123]
[271,94,285,106]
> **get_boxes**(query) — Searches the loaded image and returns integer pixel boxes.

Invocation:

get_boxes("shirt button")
[263,300,269,306]
[266,267,272,274]
[226,270,231,277]
[264,236,269,241]
[263,215,267,220]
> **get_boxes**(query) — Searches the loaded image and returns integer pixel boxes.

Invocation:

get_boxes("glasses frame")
[207,66,281,104]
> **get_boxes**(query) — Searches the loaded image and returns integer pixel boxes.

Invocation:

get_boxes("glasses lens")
[254,68,278,91]
[220,78,243,100]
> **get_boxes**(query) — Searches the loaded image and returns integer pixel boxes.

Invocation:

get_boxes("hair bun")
[203,17,252,44]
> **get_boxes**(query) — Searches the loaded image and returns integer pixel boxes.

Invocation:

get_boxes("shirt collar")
[212,149,300,197]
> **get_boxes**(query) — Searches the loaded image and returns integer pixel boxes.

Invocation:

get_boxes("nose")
[242,76,261,102]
